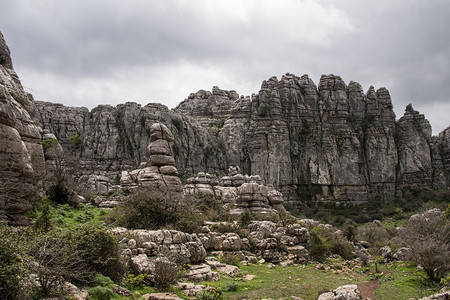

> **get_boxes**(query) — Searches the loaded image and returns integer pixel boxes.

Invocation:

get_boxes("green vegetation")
[374,262,442,300]
[107,191,204,233]
[69,133,82,145]
[40,138,58,151]
[27,201,107,229]
[203,261,370,300]
[308,226,354,260]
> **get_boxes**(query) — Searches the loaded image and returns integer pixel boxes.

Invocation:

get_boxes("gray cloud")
[1,0,448,134]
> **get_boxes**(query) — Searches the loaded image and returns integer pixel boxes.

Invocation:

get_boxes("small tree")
[400,210,450,282]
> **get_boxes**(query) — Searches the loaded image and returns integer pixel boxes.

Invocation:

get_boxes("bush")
[400,211,450,282]
[94,274,114,287]
[88,286,114,300]
[109,191,203,232]
[153,260,178,289]
[222,282,240,292]
[68,223,124,282]
[47,184,69,204]
[69,134,82,145]
[218,252,240,266]
[308,226,354,260]
[196,285,223,300]
[355,222,389,245]
[0,223,27,300]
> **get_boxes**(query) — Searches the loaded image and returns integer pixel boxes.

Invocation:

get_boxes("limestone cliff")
[0,32,45,224]
[32,73,449,208]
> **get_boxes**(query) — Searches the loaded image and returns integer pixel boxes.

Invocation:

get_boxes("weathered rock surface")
[120,123,183,194]
[184,166,283,214]
[0,32,45,224]
[317,284,362,300]
[32,71,450,207]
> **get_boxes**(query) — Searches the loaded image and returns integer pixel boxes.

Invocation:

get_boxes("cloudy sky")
[1,0,449,135]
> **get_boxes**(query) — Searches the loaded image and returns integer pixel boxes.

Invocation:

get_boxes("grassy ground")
[193,260,443,300]
[198,260,369,300]
[25,201,446,299]
[374,262,443,300]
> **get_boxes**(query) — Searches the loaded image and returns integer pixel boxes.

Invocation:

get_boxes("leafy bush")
[0,223,27,300]
[308,226,354,260]
[400,211,450,282]
[218,252,240,266]
[126,273,148,289]
[109,191,203,232]
[68,223,124,282]
[41,138,58,151]
[88,286,114,300]
[355,222,389,245]
[196,285,223,300]
[69,134,82,145]
[153,259,178,289]
[94,274,114,287]
[47,184,70,204]
[195,194,230,223]
[222,282,240,292]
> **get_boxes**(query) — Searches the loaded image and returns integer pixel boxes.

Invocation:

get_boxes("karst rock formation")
[32,74,449,208]
[120,122,184,194]
[0,32,448,214]
[0,32,45,224]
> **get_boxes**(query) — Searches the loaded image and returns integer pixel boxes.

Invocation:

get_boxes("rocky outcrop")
[0,32,45,225]
[33,101,228,193]
[32,72,449,208]
[120,123,183,194]
[184,166,283,214]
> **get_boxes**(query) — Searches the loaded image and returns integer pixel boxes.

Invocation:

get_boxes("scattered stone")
[142,293,182,300]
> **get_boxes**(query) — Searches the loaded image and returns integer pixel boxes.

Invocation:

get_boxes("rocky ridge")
[32,73,449,208]
[0,32,45,224]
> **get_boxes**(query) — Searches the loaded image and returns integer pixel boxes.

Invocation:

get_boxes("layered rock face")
[32,73,449,208]
[120,123,183,194]
[184,166,284,214]
[33,101,228,193]
[0,32,45,224]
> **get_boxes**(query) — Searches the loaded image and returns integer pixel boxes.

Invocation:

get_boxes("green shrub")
[126,273,148,288]
[153,260,178,290]
[400,211,450,282]
[109,191,203,232]
[33,200,53,233]
[0,223,27,300]
[88,286,114,300]
[308,226,354,260]
[69,134,82,145]
[47,184,70,204]
[41,138,58,151]
[222,282,240,292]
[196,285,223,300]
[94,274,114,287]
[218,252,240,266]
[68,223,124,282]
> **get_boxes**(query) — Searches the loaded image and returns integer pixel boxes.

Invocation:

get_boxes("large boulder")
[317,284,362,300]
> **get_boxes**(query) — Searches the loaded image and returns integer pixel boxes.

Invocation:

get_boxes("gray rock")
[30,70,449,206]
[317,284,362,300]
[0,32,45,225]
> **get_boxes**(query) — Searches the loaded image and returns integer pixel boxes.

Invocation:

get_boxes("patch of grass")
[28,201,109,230]
[374,262,443,300]
[201,261,370,300]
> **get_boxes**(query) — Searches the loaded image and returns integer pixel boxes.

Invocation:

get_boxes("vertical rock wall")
[0,32,45,224]
[32,72,449,208]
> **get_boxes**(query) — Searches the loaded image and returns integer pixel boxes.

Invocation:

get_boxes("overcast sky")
[1,0,449,135]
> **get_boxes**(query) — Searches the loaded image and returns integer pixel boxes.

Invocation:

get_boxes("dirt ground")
[358,279,379,300]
